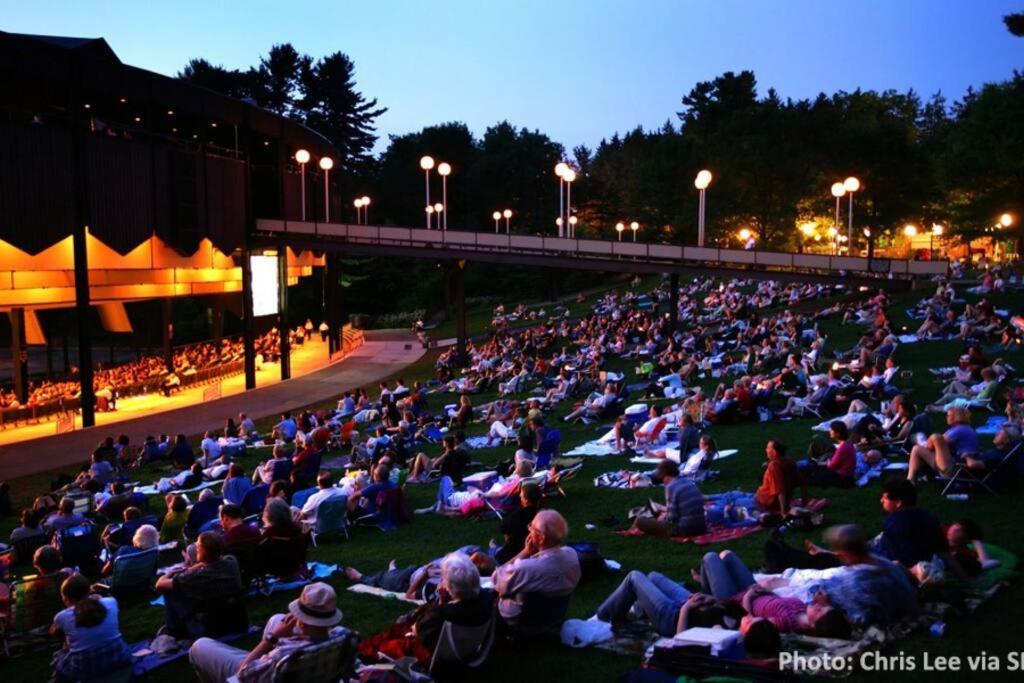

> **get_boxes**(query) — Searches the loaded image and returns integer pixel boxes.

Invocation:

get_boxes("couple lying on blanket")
[429,460,541,516]
[595,524,917,659]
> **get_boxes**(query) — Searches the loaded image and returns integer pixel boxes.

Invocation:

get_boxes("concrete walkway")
[0,332,425,479]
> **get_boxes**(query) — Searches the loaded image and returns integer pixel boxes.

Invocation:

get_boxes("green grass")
[4,281,1024,682]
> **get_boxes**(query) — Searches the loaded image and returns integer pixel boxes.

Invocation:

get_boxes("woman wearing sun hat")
[189,582,346,682]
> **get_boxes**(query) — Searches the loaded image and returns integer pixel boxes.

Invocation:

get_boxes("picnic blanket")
[136,478,225,498]
[565,441,621,457]
[150,562,339,606]
[630,448,738,466]
[615,524,763,545]
[346,583,425,606]
[462,435,496,450]
[129,626,258,676]
[977,415,1008,435]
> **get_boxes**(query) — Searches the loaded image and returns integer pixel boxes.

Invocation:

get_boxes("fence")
[332,324,366,362]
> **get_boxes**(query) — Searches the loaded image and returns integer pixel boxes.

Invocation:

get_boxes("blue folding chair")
[240,484,269,517]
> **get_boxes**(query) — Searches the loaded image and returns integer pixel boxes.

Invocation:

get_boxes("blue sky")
[4,0,1022,152]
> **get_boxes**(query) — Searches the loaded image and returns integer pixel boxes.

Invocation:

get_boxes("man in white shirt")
[200,431,222,467]
[298,471,346,525]
[238,413,256,437]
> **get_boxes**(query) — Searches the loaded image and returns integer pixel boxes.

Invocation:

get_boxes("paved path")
[0,333,424,479]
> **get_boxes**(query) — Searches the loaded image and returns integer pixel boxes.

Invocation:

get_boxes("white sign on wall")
[250,255,279,317]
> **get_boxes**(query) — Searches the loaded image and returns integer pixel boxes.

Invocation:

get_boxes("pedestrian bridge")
[256,219,948,286]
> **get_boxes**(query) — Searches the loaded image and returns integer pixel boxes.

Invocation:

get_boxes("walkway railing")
[257,219,949,280]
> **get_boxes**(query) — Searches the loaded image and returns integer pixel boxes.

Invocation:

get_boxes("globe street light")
[630,221,639,242]
[555,162,569,237]
[353,197,363,224]
[361,196,370,224]
[420,156,434,229]
[556,217,563,233]
[503,208,512,233]
[616,222,625,241]
[493,210,502,233]
[694,169,712,246]
[826,225,838,255]
[319,156,334,222]
[425,204,434,229]
[1000,213,1014,228]
[569,215,578,238]
[437,162,451,230]
[931,223,943,254]
[563,168,576,240]
[295,149,310,220]
[843,176,860,246]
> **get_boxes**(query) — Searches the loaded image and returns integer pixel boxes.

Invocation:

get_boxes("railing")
[256,219,949,280]
[332,324,365,361]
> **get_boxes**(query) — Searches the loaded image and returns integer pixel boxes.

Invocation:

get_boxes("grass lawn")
[3,279,1023,682]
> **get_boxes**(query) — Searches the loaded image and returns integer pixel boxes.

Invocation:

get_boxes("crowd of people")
[0,269,1021,681]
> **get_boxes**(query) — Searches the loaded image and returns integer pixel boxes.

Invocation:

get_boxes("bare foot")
[344,567,362,582]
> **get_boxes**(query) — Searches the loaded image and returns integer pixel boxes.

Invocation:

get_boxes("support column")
[278,246,291,381]
[241,246,257,390]
[72,227,95,427]
[162,298,174,374]
[10,308,28,405]
[454,260,468,368]
[669,273,679,333]
[69,63,95,427]
[325,255,341,355]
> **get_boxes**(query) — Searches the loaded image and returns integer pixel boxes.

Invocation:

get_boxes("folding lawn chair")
[310,496,349,546]
[428,608,497,677]
[940,441,1022,496]
[94,546,159,597]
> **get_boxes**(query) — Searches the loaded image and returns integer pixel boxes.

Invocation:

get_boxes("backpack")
[568,542,607,583]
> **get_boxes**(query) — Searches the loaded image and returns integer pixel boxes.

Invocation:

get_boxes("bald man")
[492,509,581,627]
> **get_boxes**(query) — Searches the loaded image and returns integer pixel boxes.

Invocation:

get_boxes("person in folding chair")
[906,406,980,482]
[356,552,496,669]
[950,424,1023,493]
[190,582,347,683]
[492,510,580,631]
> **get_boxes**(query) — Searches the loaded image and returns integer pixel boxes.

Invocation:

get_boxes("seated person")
[189,582,345,683]
[346,547,495,601]
[631,461,706,537]
[802,421,856,487]
[297,470,347,525]
[0,546,71,633]
[10,507,46,545]
[259,498,309,581]
[50,573,132,682]
[101,523,158,575]
[357,552,496,666]
[154,531,244,639]
[754,440,806,516]
[253,445,293,486]
[491,483,543,564]
[221,464,253,506]
[168,434,195,470]
[929,367,999,410]
[96,482,133,521]
[218,504,260,580]
[961,423,1022,477]
[348,464,396,520]
[906,407,979,481]
[408,436,469,483]
[866,478,948,568]
[563,385,617,423]
[160,495,189,544]
[45,497,87,535]
[492,510,581,628]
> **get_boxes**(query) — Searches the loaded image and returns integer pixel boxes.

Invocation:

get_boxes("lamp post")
[739,228,751,247]
[830,182,845,250]
[353,197,363,224]
[694,170,712,246]
[361,196,370,224]
[493,211,502,233]
[425,204,434,230]
[420,156,434,229]
[826,226,838,255]
[503,209,512,233]
[555,162,568,237]
[563,168,576,239]
[843,176,860,247]
[295,149,310,220]
[319,156,334,222]
[433,202,443,231]
[616,222,625,241]
[555,217,563,235]
[569,215,578,238]
[630,221,639,242]
[438,162,451,230]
